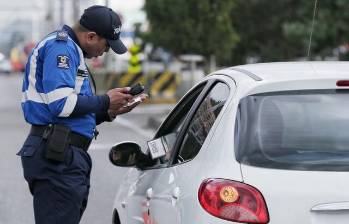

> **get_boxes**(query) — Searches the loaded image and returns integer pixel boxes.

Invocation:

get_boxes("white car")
[0,58,12,74]
[109,61,349,224]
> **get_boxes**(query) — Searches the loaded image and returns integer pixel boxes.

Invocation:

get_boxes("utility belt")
[30,125,92,162]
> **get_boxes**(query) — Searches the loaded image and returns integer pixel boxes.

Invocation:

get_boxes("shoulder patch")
[57,55,70,69]
[56,31,68,41]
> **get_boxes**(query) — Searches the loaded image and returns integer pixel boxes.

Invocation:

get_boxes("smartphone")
[125,96,143,107]
[129,83,144,96]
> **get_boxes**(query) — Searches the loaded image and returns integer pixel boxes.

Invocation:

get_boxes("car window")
[157,117,186,164]
[175,82,230,163]
[143,83,207,169]
[235,89,349,171]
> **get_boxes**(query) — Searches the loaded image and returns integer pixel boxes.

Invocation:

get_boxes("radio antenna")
[307,0,318,59]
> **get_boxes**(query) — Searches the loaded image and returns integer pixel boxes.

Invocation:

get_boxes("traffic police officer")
[17,5,145,224]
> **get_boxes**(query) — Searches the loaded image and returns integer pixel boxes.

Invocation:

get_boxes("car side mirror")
[109,141,142,167]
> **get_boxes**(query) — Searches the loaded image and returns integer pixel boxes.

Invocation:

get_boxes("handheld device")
[125,83,145,107]
[129,83,144,96]
[125,96,143,107]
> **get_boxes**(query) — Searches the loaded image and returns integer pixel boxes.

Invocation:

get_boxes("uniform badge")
[57,55,70,69]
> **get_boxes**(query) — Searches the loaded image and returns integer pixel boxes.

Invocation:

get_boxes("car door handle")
[311,202,349,212]
[170,187,181,206]
[172,187,180,200]
[121,201,127,208]
[146,188,153,200]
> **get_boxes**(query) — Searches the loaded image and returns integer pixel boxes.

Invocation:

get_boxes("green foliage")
[232,0,349,63]
[231,0,306,64]
[143,0,349,66]
[143,0,239,64]
[285,0,349,59]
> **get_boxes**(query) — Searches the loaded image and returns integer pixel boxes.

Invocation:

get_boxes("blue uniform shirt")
[22,27,98,138]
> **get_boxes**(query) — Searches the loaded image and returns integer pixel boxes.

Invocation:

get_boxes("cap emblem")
[114,26,121,35]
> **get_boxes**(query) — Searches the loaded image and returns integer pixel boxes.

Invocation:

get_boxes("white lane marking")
[89,117,154,151]
[131,104,174,114]
[89,143,114,151]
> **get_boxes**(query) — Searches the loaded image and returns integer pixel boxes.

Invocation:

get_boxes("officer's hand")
[108,110,118,121]
[106,87,133,111]
[108,93,148,117]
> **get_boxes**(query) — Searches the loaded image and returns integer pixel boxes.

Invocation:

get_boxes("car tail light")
[336,80,349,87]
[198,178,269,223]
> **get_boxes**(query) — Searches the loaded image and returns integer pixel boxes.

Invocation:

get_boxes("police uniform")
[18,27,96,224]
[18,6,127,224]
[21,29,97,138]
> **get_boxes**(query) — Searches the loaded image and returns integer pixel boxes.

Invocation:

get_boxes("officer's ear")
[86,32,98,42]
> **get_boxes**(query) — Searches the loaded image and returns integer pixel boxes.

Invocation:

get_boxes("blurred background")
[1,0,349,223]
[2,0,349,100]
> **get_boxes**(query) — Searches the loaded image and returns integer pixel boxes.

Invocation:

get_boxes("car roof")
[213,61,349,83]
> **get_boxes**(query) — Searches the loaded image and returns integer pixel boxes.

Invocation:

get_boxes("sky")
[100,0,145,26]
[109,0,146,29]
[88,0,146,29]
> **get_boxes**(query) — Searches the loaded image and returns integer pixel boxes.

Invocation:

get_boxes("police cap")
[80,5,127,54]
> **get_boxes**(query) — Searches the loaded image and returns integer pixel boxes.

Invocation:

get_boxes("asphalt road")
[0,73,172,224]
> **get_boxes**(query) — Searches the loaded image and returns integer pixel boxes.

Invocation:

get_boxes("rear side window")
[235,89,349,171]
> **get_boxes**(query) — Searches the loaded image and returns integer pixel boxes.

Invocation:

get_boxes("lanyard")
[86,65,97,94]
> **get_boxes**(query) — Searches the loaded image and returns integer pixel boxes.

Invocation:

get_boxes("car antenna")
[307,0,319,59]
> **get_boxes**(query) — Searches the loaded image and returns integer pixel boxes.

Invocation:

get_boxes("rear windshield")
[235,89,349,171]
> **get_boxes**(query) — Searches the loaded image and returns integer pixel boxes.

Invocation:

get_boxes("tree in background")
[231,0,349,64]
[231,0,306,64]
[143,0,349,66]
[143,0,239,65]
[284,0,349,60]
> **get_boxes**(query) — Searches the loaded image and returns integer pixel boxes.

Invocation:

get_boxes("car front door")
[124,82,209,224]
[147,78,233,224]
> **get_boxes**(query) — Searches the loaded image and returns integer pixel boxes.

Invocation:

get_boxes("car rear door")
[235,89,349,224]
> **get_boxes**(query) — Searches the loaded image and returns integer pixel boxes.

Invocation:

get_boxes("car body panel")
[0,59,12,74]
[113,62,349,224]
[241,165,349,224]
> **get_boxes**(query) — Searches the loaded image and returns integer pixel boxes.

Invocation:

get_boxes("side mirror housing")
[109,141,156,169]
[109,141,141,167]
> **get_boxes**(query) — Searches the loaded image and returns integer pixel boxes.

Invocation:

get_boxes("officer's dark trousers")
[17,135,92,224]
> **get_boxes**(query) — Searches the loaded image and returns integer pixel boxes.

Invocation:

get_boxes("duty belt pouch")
[44,125,71,162]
